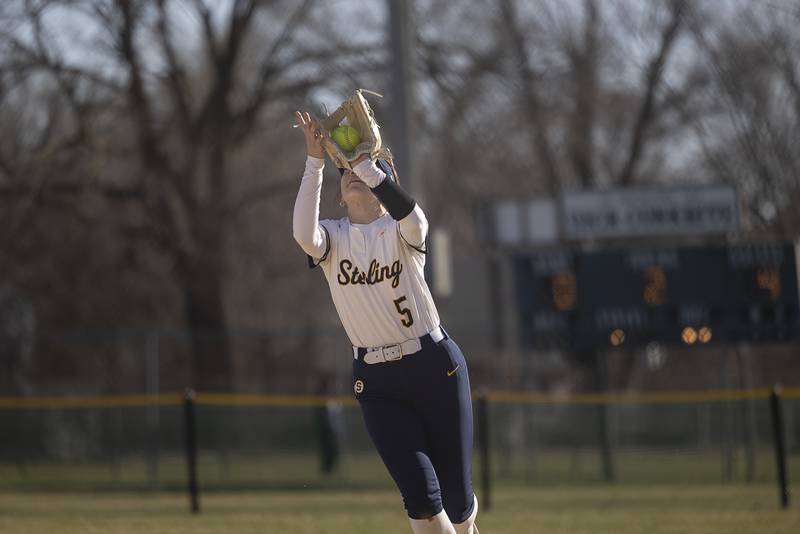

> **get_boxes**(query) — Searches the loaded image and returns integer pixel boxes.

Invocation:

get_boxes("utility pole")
[387,0,420,203]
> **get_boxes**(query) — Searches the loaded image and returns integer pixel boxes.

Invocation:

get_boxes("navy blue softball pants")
[353,330,475,522]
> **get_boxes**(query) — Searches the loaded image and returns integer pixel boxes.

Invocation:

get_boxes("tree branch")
[190,0,219,66]
[195,0,256,131]
[155,0,193,138]
[775,36,800,134]
[231,46,368,141]
[232,0,313,130]
[618,0,686,186]
[567,0,599,188]
[220,180,297,219]
[113,0,195,257]
[500,0,562,195]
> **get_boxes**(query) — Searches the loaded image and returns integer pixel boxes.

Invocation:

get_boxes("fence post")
[146,332,160,489]
[736,346,757,482]
[596,351,615,482]
[184,388,200,514]
[477,391,491,511]
[769,384,789,509]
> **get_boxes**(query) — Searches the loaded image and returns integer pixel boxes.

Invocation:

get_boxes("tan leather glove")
[318,89,395,171]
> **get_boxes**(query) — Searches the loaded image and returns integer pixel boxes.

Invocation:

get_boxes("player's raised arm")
[351,155,428,250]
[292,111,329,260]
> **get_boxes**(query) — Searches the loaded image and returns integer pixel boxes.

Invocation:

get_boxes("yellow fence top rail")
[0,387,797,409]
[0,393,183,409]
[484,388,781,404]
[194,393,357,407]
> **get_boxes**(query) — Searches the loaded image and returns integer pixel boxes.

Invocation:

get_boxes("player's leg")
[408,335,478,528]
[452,494,478,534]
[409,510,457,534]
[358,395,455,533]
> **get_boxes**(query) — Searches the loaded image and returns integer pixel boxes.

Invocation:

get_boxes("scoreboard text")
[512,242,800,349]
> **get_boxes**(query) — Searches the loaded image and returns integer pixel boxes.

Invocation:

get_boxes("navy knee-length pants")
[352,330,475,522]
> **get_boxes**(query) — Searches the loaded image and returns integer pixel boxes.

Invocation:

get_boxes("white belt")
[353,326,445,364]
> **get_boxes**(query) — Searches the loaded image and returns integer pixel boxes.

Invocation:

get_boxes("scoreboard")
[512,242,800,349]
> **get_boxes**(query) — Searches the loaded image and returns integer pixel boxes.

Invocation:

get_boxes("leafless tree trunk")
[1,0,352,391]
[618,0,687,186]
[500,0,563,196]
[567,0,599,188]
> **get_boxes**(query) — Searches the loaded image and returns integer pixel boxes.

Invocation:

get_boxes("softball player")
[292,111,479,534]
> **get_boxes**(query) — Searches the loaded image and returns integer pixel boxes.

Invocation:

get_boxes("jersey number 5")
[393,296,414,327]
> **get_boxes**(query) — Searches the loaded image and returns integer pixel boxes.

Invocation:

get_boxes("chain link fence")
[2,327,799,494]
[1,390,797,492]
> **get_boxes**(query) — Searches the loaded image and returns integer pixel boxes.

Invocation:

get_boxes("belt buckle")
[383,345,402,361]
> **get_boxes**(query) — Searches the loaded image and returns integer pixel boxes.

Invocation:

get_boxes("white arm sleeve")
[353,159,428,250]
[352,158,385,188]
[292,156,328,259]
[398,204,428,250]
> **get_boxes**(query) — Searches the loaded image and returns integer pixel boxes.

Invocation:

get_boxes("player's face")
[340,168,370,204]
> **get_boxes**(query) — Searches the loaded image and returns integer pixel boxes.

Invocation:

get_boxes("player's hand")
[294,111,325,159]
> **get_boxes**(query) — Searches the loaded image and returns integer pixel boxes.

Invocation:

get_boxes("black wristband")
[370,161,416,220]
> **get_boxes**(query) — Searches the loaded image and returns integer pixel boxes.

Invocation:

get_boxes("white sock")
[409,509,457,534]
[452,495,478,534]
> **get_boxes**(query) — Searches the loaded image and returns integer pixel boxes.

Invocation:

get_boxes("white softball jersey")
[293,156,441,348]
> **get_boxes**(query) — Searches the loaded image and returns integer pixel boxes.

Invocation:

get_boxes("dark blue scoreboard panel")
[513,242,800,349]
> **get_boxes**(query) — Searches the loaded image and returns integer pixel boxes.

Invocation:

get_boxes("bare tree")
[0,0,373,391]
[409,0,705,249]
[616,0,687,186]
[688,2,800,235]
[4,0,798,395]
[500,0,691,191]
[500,0,565,195]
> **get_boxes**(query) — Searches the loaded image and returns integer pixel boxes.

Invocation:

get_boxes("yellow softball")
[331,125,361,152]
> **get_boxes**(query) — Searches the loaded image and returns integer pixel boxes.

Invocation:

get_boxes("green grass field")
[1,485,797,534]
[2,448,798,492]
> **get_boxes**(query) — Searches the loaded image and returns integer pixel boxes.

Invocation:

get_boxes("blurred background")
[0,0,799,497]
